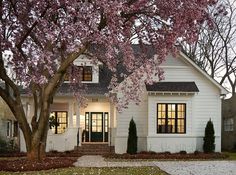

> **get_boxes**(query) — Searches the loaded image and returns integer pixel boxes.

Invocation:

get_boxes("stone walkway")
[74,155,236,175]
[73,155,152,167]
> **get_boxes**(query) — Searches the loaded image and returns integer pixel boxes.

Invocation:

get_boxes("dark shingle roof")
[57,65,112,95]
[146,82,199,92]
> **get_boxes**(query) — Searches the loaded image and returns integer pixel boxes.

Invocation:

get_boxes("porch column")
[68,100,73,128]
[75,101,82,146]
[109,103,116,146]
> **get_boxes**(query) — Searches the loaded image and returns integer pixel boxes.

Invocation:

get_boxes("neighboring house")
[222,96,236,151]
[19,49,227,153]
[0,97,19,148]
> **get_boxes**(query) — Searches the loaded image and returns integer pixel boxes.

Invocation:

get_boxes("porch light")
[73,113,77,128]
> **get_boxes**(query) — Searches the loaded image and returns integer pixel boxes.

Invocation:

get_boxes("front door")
[84,112,109,142]
[91,112,103,142]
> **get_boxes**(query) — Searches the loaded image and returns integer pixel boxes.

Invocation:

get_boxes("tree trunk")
[27,143,46,161]
[25,110,50,161]
[26,130,48,161]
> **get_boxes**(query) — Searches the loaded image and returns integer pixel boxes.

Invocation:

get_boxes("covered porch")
[46,96,117,152]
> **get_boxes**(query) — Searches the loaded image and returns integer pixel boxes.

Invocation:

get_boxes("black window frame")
[157,103,186,134]
[50,111,68,134]
[79,66,93,81]
[64,66,93,82]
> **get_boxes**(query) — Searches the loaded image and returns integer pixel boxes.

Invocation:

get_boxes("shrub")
[0,137,8,153]
[179,150,187,154]
[0,137,18,153]
[203,119,215,153]
[127,118,137,154]
[163,151,171,155]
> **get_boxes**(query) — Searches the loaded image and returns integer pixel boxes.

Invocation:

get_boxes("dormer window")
[64,66,93,82]
[79,66,92,81]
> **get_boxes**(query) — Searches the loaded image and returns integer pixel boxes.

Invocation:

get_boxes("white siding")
[115,90,148,153]
[115,54,222,153]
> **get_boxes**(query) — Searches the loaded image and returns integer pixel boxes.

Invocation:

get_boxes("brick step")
[79,152,111,155]
[74,145,114,155]
[76,149,113,152]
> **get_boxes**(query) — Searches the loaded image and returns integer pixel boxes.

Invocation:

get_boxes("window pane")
[177,119,185,133]
[168,119,175,133]
[161,104,165,111]
[171,112,175,118]
[161,112,166,118]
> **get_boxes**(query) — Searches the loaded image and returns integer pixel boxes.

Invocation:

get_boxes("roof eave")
[179,52,229,95]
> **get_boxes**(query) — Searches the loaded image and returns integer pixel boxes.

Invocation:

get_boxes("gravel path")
[153,161,236,175]
[74,155,236,175]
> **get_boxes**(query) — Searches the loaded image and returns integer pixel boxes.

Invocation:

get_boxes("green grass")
[0,167,167,175]
[224,152,236,160]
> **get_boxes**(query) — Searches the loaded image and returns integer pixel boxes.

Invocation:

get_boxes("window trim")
[6,120,12,137]
[156,103,186,134]
[50,111,68,134]
[223,118,234,132]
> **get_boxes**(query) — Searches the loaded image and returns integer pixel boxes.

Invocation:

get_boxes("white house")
[20,49,227,154]
[0,97,19,148]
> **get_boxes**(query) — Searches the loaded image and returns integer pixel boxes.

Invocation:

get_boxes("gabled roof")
[146,82,199,92]
[19,45,228,96]
[179,52,228,95]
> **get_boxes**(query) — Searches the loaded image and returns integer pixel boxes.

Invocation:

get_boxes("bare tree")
[182,0,236,96]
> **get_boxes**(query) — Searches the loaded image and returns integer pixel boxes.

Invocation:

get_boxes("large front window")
[157,103,186,134]
[50,111,68,134]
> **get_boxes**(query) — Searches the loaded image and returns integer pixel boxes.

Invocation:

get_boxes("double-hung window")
[157,103,186,134]
[224,118,234,132]
[6,120,12,137]
[64,66,93,82]
[50,111,68,134]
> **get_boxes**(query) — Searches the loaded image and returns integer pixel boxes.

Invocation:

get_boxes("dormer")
[65,55,100,83]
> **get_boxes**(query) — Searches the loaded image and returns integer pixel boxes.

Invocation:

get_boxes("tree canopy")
[0,0,218,160]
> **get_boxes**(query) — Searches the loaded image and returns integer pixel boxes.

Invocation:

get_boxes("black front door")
[91,112,103,142]
[84,112,109,142]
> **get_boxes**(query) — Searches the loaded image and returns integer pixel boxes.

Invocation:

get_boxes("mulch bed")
[0,151,82,172]
[104,151,228,160]
[0,151,82,157]
[0,157,78,172]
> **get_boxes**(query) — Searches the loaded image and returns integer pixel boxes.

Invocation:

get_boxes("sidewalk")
[74,155,236,175]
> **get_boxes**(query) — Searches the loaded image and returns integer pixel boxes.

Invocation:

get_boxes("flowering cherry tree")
[0,0,216,160]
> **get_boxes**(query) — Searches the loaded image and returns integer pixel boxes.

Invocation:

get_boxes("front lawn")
[0,167,167,175]
[223,152,236,160]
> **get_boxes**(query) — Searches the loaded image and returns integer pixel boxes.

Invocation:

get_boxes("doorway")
[84,112,109,142]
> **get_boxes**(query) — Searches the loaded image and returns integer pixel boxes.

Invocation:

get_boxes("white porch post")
[68,101,73,128]
[75,101,81,146]
[109,103,115,146]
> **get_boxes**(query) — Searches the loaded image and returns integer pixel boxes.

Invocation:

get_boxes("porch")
[46,96,117,152]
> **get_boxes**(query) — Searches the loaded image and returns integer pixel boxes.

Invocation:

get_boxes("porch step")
[75,143,115,155]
